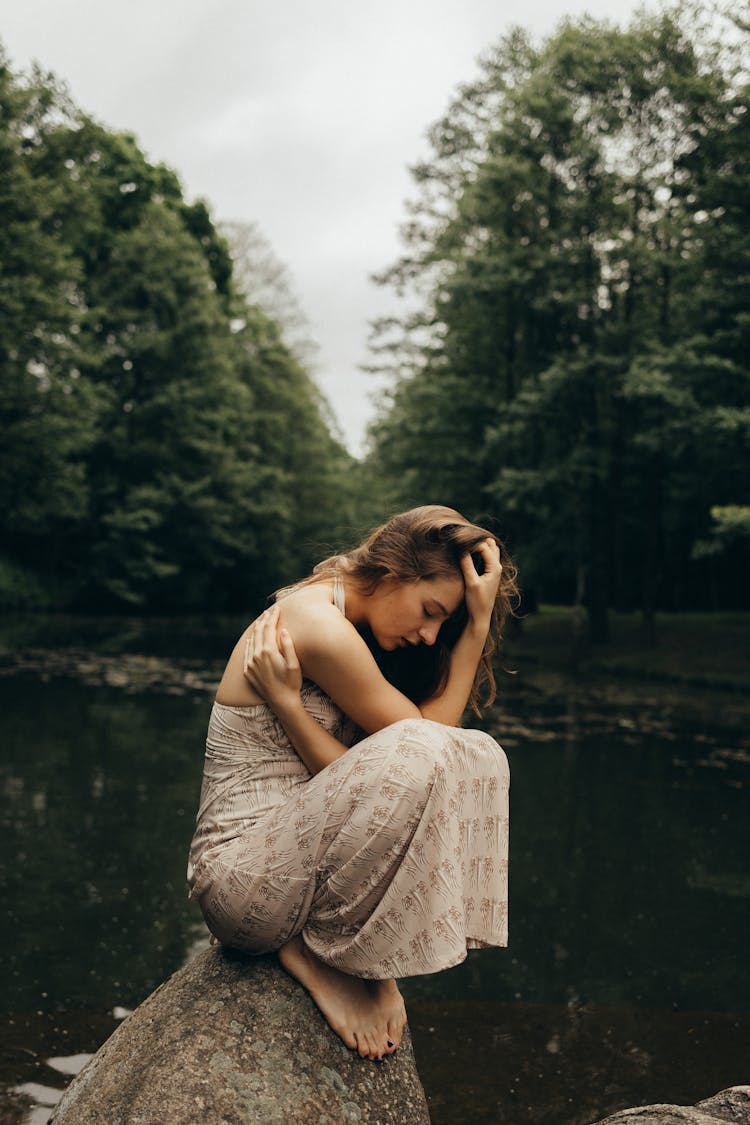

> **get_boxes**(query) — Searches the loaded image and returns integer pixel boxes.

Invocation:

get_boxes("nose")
[418,623,440,646]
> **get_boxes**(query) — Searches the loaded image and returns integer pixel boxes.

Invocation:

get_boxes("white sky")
[3,0,650,453]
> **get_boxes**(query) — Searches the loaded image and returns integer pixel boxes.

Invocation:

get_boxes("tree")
[0,56,100,604]
[221,220,320,370]
[0,49,356,610]
[367,8,750,636]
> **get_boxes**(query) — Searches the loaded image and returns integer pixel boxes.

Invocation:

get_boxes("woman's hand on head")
[243,604,302,706]
[460,538,502,630]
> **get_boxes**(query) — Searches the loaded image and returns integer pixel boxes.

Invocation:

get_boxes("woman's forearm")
[270,692,350,775]
[420,620,488,726]
[420,543,500,726]
[272,619,485,748]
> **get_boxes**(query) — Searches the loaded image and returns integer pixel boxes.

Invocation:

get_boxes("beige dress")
[187,578,509,979]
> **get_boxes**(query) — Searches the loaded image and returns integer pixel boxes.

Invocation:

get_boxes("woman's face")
[366,573,465,651]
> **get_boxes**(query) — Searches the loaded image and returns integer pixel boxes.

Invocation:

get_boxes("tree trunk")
[587,484,610,644]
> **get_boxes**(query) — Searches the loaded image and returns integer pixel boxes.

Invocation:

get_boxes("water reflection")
[407,1001,750,1125]
[1,678,206,1013]
[1,618,748,1124]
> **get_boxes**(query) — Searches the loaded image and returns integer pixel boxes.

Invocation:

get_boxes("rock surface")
[593,1085,750,1124]
[50,947,431,1125]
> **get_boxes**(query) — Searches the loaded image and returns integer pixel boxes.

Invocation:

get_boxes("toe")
[379,1028,395,1060]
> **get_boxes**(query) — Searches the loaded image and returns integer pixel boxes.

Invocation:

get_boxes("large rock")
[50,947,431,1125]
[593,1086,750,1124]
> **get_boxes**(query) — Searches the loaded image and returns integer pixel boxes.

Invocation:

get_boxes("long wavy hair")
[291,505,519,714]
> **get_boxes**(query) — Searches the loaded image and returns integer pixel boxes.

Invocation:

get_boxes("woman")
[187,505,517,1061]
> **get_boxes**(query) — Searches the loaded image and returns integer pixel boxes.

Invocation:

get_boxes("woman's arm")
[294,540,501,731]
[248,540,502,739]
[244,606,351,776]
[420,541,500,723]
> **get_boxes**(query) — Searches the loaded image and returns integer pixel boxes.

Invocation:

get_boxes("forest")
[1,5,748,640]
[0,49,356,613]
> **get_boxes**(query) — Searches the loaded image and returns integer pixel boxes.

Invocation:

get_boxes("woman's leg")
[194,718,508,1058]
[195,850,407,1059]
[301,718,509,978]
[277,936,406,1060]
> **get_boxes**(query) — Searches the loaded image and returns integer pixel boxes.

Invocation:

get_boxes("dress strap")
[332,574,346,615]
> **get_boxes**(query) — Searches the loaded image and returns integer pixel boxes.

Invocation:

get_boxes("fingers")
[482,538,502,581]
[258,604,280,653]
[460,541,502,627]
[460,539,496,577]
[279,628,300,671]
[244,605,279,672]
[459,551,479,584]
[242,604,302,699]
[248,605,300,672]
[243,627,258,688]
[476,537,500,563]
[479,540,502,594]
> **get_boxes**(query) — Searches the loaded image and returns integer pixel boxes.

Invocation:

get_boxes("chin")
[377,634,400,651]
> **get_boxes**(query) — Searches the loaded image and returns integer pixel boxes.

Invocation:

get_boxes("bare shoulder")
[214,583,353,706]
[277,584,420,733]
[275,584,362,658]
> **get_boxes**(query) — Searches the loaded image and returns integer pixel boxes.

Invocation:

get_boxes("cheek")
[385,592,408,618]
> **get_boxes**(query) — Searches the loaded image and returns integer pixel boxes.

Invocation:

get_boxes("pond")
[1,616,748,1125]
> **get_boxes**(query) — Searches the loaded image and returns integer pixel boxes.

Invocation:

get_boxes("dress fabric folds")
[187,581,509,980]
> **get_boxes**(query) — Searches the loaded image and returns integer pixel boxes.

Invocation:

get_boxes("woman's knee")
[387,717,499,758]
[385,716,453,747]
[379,718,459,792]
[392,719,508,789]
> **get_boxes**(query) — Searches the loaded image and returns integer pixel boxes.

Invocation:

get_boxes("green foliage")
[367,6,750,637]
[0,555,59,608]
[0,48,355,611]
[693,505,750,557]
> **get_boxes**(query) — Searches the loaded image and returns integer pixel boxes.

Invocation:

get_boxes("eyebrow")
[429,600,450,616]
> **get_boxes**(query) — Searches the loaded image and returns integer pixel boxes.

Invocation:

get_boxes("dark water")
[1,617,748,1124]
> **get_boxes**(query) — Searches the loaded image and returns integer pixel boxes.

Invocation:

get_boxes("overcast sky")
[3,0,650,453]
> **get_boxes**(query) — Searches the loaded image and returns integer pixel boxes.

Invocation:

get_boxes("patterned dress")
[187,579,509,979]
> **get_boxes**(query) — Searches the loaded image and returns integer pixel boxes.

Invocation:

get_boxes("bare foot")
[278,935,407,1060]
